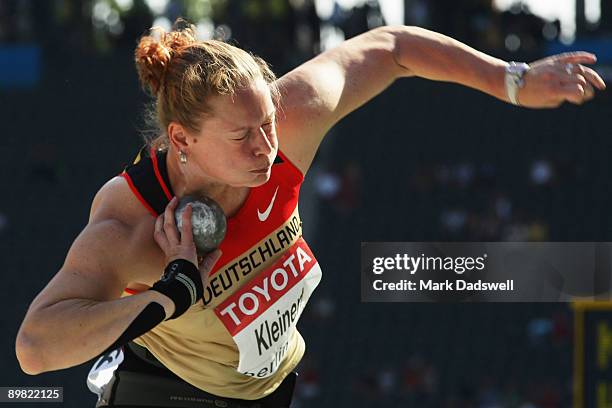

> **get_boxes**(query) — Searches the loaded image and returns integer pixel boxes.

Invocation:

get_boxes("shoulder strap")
[120,146,174,216]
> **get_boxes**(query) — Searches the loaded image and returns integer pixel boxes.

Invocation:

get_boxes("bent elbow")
[15,330,46,375]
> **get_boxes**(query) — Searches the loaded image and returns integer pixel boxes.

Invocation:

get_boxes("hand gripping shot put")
[174,196,227,256]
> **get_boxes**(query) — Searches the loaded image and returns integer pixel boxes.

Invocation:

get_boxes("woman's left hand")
[518,52,606,108]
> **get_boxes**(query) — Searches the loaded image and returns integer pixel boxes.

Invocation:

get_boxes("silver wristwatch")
[505,62,530,106]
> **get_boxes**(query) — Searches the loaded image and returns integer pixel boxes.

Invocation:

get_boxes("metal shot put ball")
[174,196,227,255]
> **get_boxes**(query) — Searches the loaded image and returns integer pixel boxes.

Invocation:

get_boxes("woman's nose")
[252,126,273,156]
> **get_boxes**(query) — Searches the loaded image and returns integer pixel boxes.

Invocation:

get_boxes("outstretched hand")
[518,52,606,108]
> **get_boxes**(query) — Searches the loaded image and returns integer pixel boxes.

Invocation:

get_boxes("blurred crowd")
[313,157,571,241]
[4,0,612,63]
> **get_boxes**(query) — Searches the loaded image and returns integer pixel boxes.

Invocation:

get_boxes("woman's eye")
[231,122,273,141]
[232,132,248,141]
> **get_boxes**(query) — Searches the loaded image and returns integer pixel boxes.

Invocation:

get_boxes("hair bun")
[134,22,198,95]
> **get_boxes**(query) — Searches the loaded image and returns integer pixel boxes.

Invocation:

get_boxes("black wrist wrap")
[149,259,202,320]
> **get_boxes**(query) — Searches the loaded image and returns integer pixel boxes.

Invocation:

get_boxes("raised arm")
[390,26,605,106]
[276,25,606,175]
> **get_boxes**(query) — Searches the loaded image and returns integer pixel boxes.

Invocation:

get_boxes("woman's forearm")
[390,26,509,102]
[15,290,174,375]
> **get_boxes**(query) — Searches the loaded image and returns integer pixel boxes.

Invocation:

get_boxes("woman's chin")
[247,171,271,186]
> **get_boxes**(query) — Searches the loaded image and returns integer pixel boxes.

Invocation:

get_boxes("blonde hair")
[134,19,280,150]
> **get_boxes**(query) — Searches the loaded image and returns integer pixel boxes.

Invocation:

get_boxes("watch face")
[508,63,529,76]
[508,66,523,75]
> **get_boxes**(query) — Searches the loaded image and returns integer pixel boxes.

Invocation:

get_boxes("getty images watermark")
[361,243,612,302]
[371,252,511,292]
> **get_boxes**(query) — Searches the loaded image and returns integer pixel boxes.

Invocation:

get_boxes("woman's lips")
[250,165,270,173]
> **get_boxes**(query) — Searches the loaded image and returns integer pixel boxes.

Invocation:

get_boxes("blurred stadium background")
[2,0,612,407]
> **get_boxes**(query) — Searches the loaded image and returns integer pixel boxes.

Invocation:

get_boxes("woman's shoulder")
[87,175,162,272]
[89,175,154,228]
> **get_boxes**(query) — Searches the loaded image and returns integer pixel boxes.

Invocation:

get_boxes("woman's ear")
[167,122,190,151]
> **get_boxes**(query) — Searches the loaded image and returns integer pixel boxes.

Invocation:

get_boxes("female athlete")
[16,19,605,408]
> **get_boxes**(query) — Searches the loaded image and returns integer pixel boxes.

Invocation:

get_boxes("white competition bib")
[214,238,321,378]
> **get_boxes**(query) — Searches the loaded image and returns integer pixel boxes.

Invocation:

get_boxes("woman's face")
[186,77,278,188]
